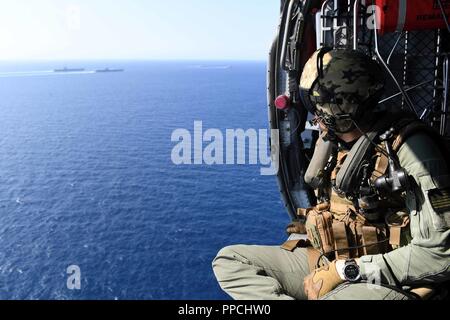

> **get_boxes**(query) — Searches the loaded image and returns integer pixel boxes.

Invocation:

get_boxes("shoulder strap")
[373,119,450,180]
[392,120,433,152]
[335,131,378,195]
[334,112,398,195]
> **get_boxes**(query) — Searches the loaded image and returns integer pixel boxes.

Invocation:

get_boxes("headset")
[299,47,386,139]
[300,48,411,203]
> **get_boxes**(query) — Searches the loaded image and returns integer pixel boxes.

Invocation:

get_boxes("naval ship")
[95,68,124,73]
[54,67,85,73]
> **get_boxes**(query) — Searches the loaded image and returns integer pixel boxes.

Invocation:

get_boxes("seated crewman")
[212,48,450,300]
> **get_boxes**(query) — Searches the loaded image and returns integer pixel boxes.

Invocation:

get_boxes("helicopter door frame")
[269,0,450,220]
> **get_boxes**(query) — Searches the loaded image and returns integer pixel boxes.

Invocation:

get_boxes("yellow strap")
[410,287,435,300]
[355,222,364,257]
[389,226,402,247]
[372,122,429,183]
[332,221,349,260]
[362,226,379,255]
[337,151,347,163]
[297,208,309,218]
[371,147,390,182]
[316,211,334,254]
[372,121,433,183]
[392,121,430,152]
[315,202,331,211]
[331,151,348,181]
[349,223,359,258]
[330,193,355,215]
[306,247,323,272]
[281,240,301,252]
[280,238,311,252]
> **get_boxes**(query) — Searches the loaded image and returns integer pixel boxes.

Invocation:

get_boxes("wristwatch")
[343,259,361,282]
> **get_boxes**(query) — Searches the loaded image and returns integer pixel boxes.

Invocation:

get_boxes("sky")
[0,0,280,61]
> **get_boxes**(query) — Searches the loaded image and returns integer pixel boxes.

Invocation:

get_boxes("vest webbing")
[371,120,450,184]
[328,116,441,250]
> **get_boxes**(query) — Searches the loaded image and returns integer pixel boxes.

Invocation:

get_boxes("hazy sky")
[0,0,280,61]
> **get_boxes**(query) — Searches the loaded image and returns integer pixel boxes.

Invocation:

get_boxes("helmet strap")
[316,47,333,79]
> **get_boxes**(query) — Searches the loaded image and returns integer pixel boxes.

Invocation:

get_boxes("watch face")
[344,264,360,281]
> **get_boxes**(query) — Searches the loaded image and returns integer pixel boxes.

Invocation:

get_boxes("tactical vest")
[283,113,449,261]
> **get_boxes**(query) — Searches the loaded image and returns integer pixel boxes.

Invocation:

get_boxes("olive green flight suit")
[212,133,450,300]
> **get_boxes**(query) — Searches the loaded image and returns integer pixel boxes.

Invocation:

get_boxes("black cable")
[290,107,304,137]
[351,118,403,168]
[437,0,450,34]
[315,238,390,268]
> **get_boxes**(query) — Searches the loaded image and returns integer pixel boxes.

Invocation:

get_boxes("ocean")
[0,61,289,300]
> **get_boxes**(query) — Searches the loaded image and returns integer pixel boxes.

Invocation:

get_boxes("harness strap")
[355,222,364,256]
[372,120,436,184]
[392,121,430,151]
[362,226,379,255]
[410,287,435,300]
[389,226,402,248]
[332,221,349,260]
[281,240,300,252]
[330,193,355,215]
[331,151,347,181]
[386,211,410,248]
[349,222,359,258]
[306,247,323,272]
[371,148,390,182]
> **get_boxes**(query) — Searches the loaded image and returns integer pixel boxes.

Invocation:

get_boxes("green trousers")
[212,245,411,300]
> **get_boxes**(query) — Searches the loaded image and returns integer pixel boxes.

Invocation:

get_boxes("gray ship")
[54,67,85,73]
[95,68,124,73]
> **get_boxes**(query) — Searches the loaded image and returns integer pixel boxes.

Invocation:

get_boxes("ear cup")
[299,89,317,114]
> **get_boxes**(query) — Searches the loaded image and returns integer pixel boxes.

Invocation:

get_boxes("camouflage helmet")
[299,48,385,133]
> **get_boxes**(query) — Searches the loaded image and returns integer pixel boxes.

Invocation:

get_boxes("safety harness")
[283,113,449,264]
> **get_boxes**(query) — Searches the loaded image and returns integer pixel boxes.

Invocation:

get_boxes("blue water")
[0,61,289,300]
